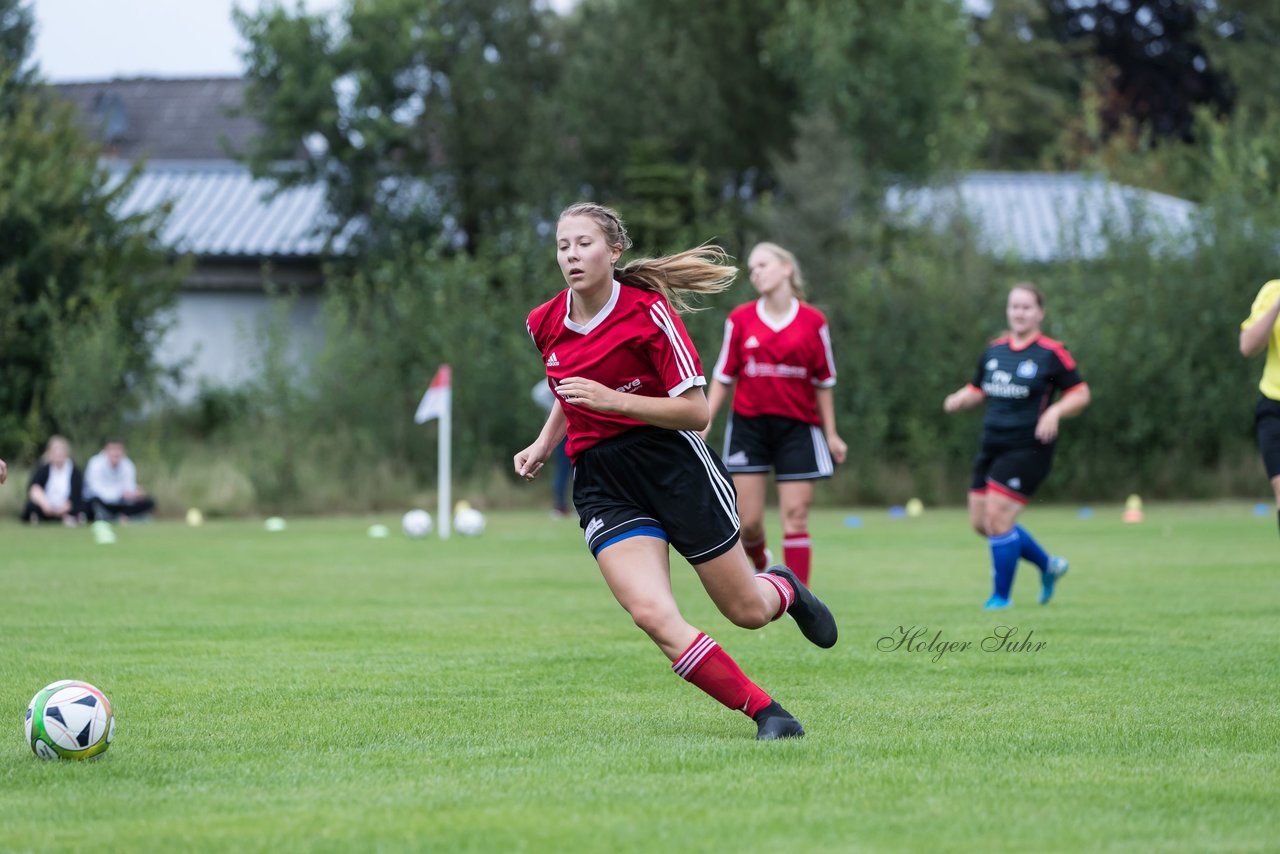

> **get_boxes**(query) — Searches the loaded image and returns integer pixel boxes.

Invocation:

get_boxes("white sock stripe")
[990,530,1019,546]
[783,537,811,548]
[756,573,793,610]
[673,634,719,678]
[678,431,740,528]
[649,302,698,381]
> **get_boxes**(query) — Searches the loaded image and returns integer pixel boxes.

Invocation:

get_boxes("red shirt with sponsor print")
[711,298,836,425]
[527,280,706,462]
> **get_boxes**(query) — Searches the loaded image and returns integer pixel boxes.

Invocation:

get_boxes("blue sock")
[989,530,1021,599]
[1015,524,1049,572]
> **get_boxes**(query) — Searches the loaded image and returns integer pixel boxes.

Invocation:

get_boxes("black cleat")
[766,565,838,649]
[754,700,805,740]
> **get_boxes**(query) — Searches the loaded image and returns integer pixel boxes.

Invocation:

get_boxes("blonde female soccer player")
[515,204,837,740]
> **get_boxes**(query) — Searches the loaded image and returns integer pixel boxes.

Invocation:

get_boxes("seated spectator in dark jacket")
[24,436,86,526]
[84,439,155,522]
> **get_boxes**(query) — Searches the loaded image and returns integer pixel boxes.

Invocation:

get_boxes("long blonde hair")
[750,241,807,301]
[558,202,736,313]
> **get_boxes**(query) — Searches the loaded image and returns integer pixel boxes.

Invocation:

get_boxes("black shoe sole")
[766,565,838,648]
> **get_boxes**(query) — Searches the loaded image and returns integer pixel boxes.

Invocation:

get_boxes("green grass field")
[2,503,1277,853]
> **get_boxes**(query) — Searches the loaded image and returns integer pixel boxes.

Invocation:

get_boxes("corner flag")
[414,364,452,539]
[414,365,452,423]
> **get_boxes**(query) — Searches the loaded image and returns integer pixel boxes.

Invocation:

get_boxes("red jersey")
[527,280,707,461]
[711,298,836,425]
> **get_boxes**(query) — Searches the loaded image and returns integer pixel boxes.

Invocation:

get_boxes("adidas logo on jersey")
[546,352,560,367]
[585,516,604,543]
[726,451,749,466]
[744,336,760,349]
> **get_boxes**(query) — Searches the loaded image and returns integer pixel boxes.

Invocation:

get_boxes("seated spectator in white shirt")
[84,439,155,522]
[24,435,86,526]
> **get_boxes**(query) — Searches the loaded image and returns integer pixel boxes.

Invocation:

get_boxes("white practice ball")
[454,507,486,537]
[402,509,433,538]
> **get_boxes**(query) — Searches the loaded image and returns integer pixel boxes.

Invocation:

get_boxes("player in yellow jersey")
[1240,279,1280,536]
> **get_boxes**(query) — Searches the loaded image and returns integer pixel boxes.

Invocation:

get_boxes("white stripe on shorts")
[678,430,740,530]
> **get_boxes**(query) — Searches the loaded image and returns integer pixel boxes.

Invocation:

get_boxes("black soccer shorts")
[573,427,741,564]
[722,413,835,481]
[969,441,1056,504]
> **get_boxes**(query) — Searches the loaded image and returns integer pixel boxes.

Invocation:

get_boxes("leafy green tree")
[0,2,182,454]
[967,0,1089,169]
[234,0,561,251]
[548,0,795,204]
[765,0,978,187]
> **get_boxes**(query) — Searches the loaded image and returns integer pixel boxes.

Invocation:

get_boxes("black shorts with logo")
[573,427,741,563]
[969,441,1055,504]
[722,413,835,481]
[1256,394,1280,479]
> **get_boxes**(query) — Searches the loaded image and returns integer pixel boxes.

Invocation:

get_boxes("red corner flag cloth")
[414,365,452,424]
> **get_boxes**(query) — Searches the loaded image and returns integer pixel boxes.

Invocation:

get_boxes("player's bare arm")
[1240,295,1280,357]
[556,377,709,432]
[944,386,985,413]
[515,400,568,480]
[1035,384,1091,443]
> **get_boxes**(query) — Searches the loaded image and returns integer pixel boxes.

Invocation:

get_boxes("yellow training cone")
[1123,494,1144,523]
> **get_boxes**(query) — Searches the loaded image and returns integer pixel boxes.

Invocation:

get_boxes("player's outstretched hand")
[514,442,549,481]
[0,458,6,485]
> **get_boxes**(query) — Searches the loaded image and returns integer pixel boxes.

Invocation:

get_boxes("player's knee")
[627,600,681,639]
[781,505,809,530]
[740,520,765,541]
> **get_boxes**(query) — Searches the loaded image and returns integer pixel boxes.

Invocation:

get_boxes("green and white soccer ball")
[25,680,115,760]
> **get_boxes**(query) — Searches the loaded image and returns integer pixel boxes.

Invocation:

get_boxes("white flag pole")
[438,378,451,540]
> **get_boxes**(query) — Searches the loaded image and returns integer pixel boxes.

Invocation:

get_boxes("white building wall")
[155,291,324,401]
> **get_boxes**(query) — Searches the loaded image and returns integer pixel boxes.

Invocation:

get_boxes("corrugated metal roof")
[886,171,1197,262]
[105,159,346,258]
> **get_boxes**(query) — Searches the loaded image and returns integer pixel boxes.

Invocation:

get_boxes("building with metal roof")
[887,171,1198,263]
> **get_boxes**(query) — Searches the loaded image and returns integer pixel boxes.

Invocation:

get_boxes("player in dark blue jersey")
[944,284,1091,608]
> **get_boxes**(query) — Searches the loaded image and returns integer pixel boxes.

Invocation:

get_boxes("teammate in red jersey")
[702,243,847,587]
[944,284,1091,608]
[515,204,837,740]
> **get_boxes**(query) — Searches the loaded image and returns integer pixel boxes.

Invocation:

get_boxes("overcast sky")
[32,1,341,81]
[32,0,576,82]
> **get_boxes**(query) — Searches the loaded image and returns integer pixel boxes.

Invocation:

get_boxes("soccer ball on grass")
[402,508,433,538]
[25,680,115,760]
[454,507,486,536]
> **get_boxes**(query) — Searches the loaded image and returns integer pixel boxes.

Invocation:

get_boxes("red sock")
[742,533,769,571]
[755,572,794,621]
[783,531,811,586]
[672,633,772,717]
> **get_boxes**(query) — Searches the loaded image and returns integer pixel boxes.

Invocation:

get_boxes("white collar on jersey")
[563,279,621,334]
[755,296,799,332]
